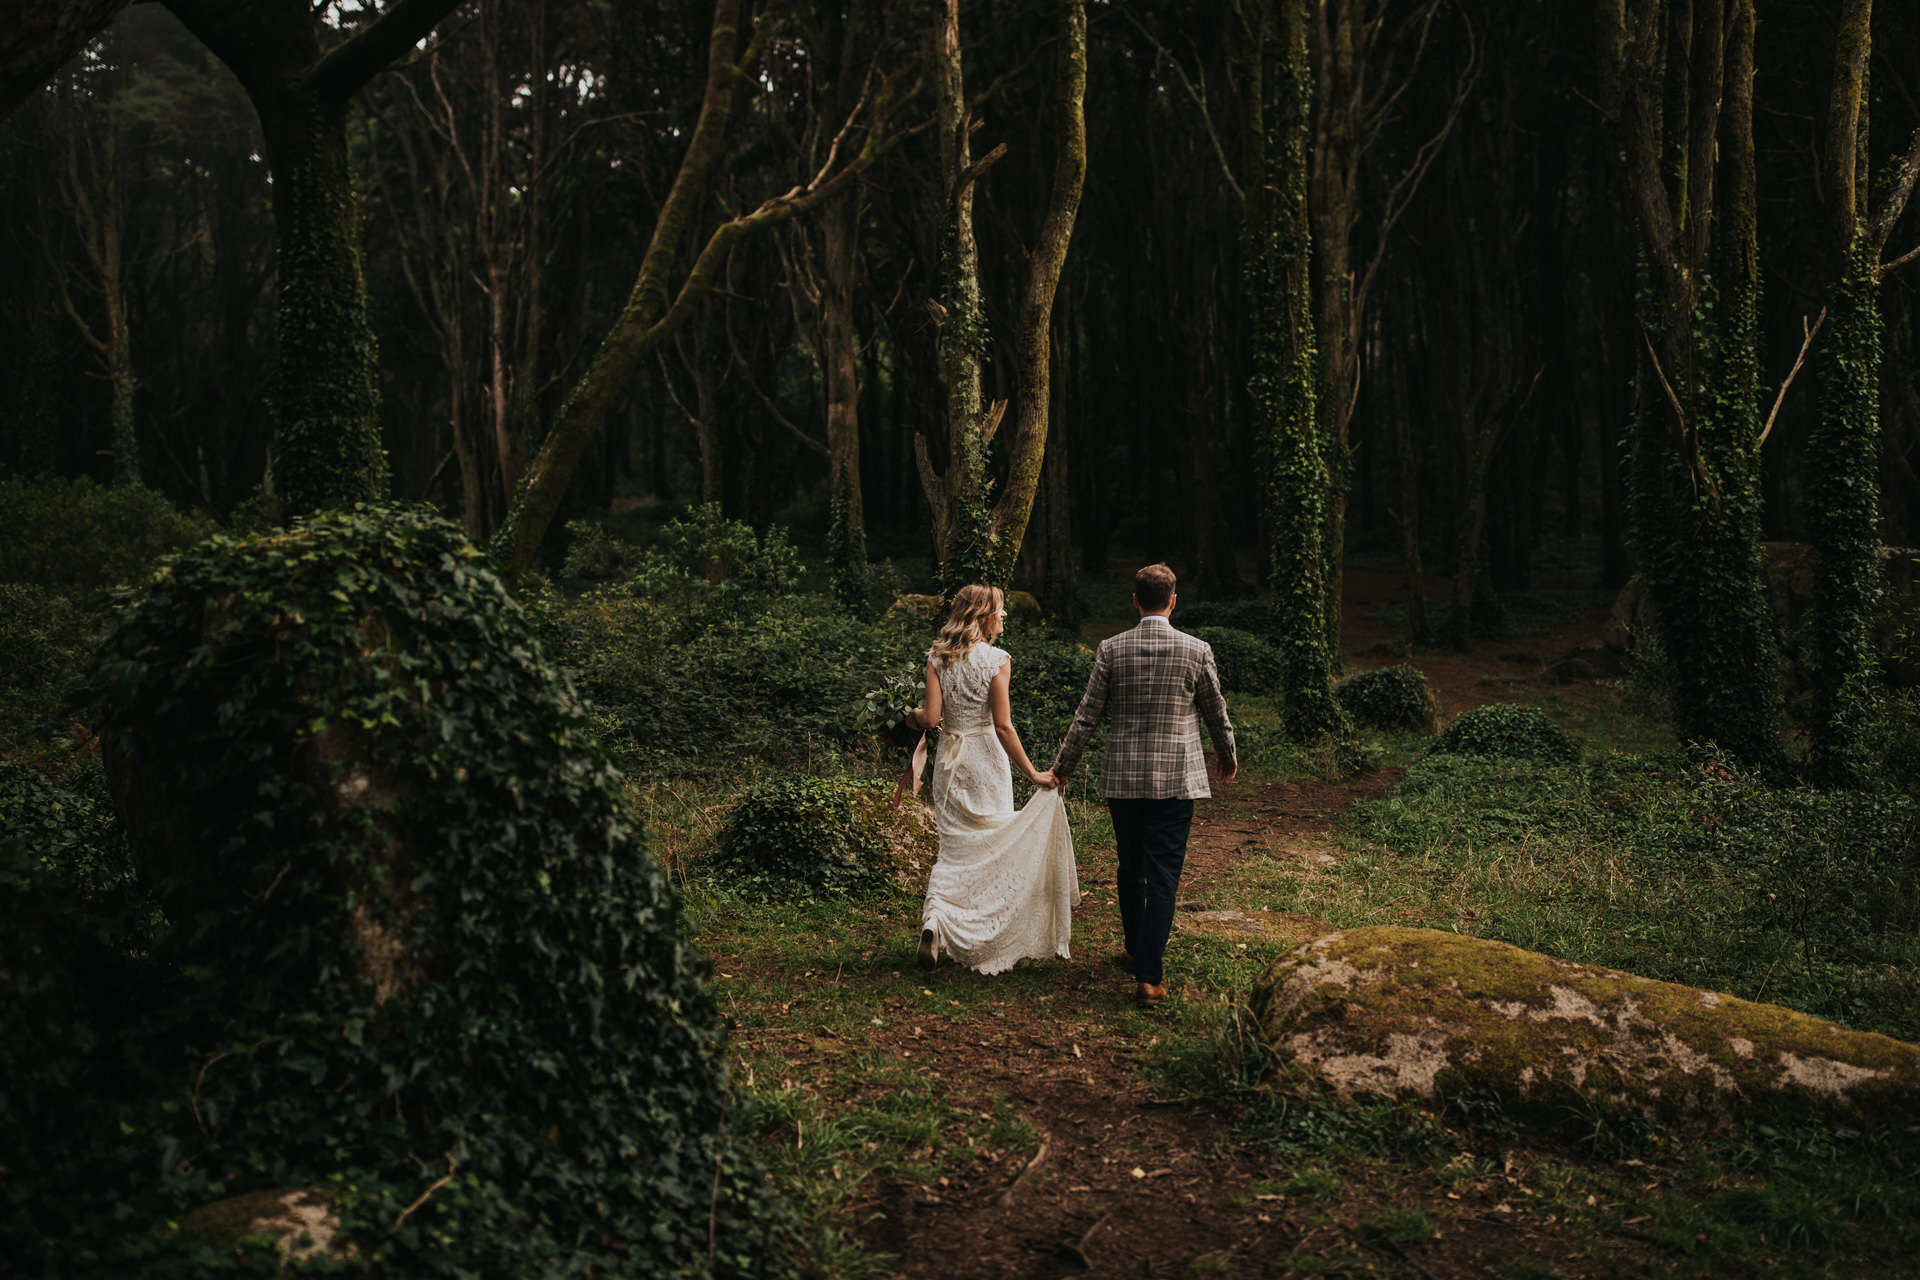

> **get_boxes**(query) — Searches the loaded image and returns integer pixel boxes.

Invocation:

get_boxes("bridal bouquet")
[860,668,926,748]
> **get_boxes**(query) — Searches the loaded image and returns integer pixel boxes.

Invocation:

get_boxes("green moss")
[1248,927,1920,1131]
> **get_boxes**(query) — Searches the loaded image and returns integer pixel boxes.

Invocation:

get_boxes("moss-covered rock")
[1247,927,1920,1131]
[179,1189,357,1270]
[73,505,793,1278]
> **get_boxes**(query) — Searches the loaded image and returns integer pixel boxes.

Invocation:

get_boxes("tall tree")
[1598,0,1784,771]
[913,0,1087,592]
[1801,0,1920,784]
[1249,0,1345,739]
[493,0,916,572]
[160,0,466,515]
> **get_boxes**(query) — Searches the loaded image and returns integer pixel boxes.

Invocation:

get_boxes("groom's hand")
[1219,758,1238,785]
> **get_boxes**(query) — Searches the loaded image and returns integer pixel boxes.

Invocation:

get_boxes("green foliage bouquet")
[862,666,927,748]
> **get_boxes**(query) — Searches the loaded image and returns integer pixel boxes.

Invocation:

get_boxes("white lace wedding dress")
[920,641,1080,974]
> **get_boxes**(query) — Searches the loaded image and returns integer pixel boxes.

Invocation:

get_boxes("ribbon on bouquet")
[889,729,930,810]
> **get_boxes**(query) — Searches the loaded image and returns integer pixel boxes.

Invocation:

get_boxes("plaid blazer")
[1050,615,1236,799]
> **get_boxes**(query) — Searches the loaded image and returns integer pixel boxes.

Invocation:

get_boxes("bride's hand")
[1029,769,1058,790]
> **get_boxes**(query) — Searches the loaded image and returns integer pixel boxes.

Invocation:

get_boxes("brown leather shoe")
[1134,982,1167,1009]
[917,929,937,970]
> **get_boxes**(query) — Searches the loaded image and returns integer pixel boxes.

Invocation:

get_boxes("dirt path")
[851,772,1399,1278]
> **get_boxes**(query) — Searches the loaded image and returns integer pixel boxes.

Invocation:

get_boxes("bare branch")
[1121,11,1244,202]
[1758,306,1828,450]
[951,141,1009,207]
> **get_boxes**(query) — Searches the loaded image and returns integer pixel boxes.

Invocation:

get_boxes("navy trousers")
[1107,797,1194,987]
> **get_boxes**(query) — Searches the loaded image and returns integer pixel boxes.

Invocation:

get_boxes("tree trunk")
[1602,0,1784,772]
[163,0,467,515]
[494,0,909,571]
[1805,0,1920,785]
[820,176,868,610]
[915,0,1087,592]
[1252,0,1345,740]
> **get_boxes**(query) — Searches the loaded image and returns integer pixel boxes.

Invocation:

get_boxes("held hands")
[1028,769,1059,790]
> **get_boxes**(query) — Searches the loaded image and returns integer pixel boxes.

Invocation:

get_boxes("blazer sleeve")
[1050,642,1111,782]
[1195,643,1236,768]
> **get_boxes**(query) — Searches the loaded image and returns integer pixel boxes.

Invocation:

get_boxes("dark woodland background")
[8,1,1919,608]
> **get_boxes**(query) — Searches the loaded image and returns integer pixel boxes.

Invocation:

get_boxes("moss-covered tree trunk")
[1250,0,1345,741]
[914,0,1086,594]
[254,95,386,512]
[164,0,469,516]
[1600,0,1784,772]
[820,163,869,611]
[1805,0,1920,786]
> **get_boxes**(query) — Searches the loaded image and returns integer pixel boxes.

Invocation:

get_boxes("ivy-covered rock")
[1247,927,1920,1131]
[1430,703,1580,764]
[62,504,792,1278]
[1333,664,1438,733]
[1187,626,1283,694]
[712,774,935,899]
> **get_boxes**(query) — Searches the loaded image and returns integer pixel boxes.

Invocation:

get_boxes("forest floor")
[681,570,1909,1279]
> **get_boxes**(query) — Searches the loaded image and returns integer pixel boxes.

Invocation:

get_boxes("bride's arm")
[988,657,1056,788]
[907,658,943,730]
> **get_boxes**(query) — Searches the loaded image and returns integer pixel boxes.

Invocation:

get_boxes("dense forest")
[5,1,1920,1277]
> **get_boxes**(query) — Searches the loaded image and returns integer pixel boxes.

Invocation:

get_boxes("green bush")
[41,503,794,1278]
[1430,703,1581,764]
[0,584,102,749]
[629,501,802,633]
[711,774,933,899]
[1187,626,1283,694]
[0,755,132,891]
[0,475,208,594]
[1178,599,1282,637]
[1335,664,1438,734]
[998,628,1098,752]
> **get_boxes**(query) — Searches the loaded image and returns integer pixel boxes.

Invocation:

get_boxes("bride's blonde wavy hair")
[930,584,1002,667]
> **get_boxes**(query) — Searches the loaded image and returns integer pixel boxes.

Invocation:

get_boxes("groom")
[1050,563,1236,1008]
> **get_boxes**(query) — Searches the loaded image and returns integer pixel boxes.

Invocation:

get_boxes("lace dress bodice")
[930,643,1013,831]
[920,642,1079,975]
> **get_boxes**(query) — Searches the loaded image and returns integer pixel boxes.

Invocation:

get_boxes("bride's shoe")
[917,929,937,970]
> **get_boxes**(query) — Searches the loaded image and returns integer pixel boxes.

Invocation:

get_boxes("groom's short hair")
[1134,563,1176,612]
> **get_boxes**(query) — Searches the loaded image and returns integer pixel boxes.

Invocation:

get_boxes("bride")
[906,585,1079,973]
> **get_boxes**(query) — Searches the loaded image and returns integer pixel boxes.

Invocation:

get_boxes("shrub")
[998,628,1098,756]
[629,501,801,633]
[1178,599,1282,637]
[1187,626,1283,694]
[1429,703,1581,764]
[1335,664,1438,734]
[0,475,208,594]
[0,754,132,891]
[51,503,794,1278]
[0,584,101,749]
[711,774,934,899]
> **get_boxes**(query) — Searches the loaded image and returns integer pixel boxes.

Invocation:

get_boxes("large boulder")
[1248,927,1920,1131]
[62,506,794,1278]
